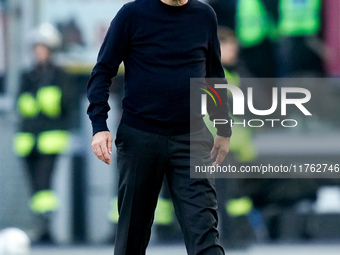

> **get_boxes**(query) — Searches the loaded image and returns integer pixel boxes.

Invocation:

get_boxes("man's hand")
[211,135,230,167]
[91,131,113,165]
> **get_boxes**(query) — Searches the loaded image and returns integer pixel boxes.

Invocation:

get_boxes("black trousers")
[114,123,224,255]
[25,150,57,192]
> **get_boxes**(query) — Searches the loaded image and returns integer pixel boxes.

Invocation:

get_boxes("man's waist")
[121,111,204,136]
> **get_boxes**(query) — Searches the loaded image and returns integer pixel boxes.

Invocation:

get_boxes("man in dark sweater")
[87,0,232,254]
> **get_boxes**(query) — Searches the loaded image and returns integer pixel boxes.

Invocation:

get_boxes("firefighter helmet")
[30,23,62,50]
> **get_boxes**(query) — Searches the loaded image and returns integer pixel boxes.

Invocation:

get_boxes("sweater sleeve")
[206,11,232,138]
[87,5,131,135]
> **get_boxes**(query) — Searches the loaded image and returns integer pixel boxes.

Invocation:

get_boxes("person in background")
[208,0,238,29]
[14,23,72,243]
[217,27,256,164]
[235,0,278,78]
[218,27,239,80]
[203,27,257,248]
[277,0,323,77]
[235,0,279,117]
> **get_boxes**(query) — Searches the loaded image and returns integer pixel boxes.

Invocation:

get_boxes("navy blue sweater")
[87,0,232,137]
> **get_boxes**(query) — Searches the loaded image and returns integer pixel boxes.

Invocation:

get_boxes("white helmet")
[30,23,62,50]
[0,228,30,255]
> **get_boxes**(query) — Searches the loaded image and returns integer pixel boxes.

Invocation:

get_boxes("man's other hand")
[91,131,113,165]
[211,135,230,167]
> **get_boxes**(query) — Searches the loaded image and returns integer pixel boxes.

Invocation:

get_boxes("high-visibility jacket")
[14,62,71,156]
[203,68,256,162]
[236,0,277,47]
[30,190,59,214]
[278,0,321,37]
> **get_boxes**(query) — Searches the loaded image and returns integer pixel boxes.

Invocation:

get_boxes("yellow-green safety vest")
[15,85,70,156]
[226,197,253,217]
[236,0,276,47]
[154,198,174,225]
[278,0,321,37]
[203,68,257,162]
[224,69,240,90]
[30,190,59,214]
[17,86,63,118]
[14,130,70,156]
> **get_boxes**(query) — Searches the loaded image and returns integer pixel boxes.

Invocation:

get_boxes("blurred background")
[0,0,340,254]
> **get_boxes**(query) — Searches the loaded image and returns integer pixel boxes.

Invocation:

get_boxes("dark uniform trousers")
[114,122,224,255]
